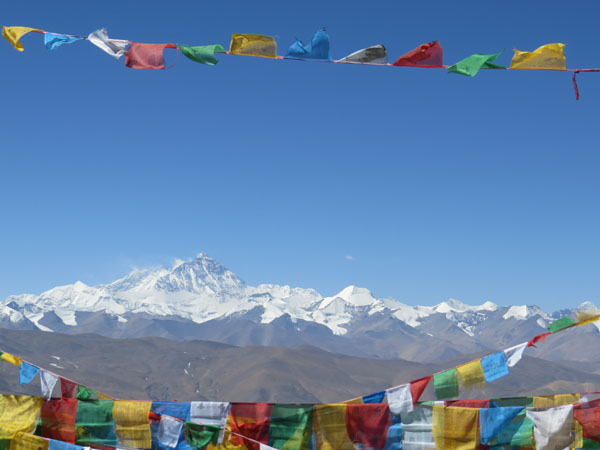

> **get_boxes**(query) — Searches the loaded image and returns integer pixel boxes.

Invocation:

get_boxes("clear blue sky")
[1,0,599,311]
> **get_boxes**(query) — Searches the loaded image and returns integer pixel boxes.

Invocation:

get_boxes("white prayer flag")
[338,45,387,64]
[527,405,574,450]
[190,401,230,443]
[158,415,184,448]
[504,342,528,368]
[387,384,413,415]
[40,370,59,399]
[87,29,129,59]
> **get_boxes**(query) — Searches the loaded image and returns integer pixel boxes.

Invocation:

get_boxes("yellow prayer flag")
[575,312,600,326]
[113,400,152,449]
[9,432,48,450]
[2,27,42,52]
[510,43,566,70]
[341,397,363,405]
[432,405,479,450]
[97,392,115,400]
[313,404,355,450]
[532,393,580,408]
[1,352,22,366]
[229,34,277,58]
[0,395,44,439]
[457,360,485,386]
[573,419,584,450]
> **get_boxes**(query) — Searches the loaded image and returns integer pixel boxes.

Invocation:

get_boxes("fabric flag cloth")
[313,404,354,450]
[432,405,479,450]
[158,415,184,448]
[574,405,600,442]
[19,362,39,385]
[362,391,385,404]
[87,29,129,59]
[44,33,82,50]
[504,342,527,367]
[268,404,313,450]
[392,41,443,67]
[479,406,524,445]
[189,401,229,444]
[456,359,485,386]
[180,44,225,65]
[9,432,49,450]
[528,331,551,347]
[2,26,42,51]
[486,408,533,447]
[481,351,509,382]
[60,379,78,398]
[48,440,84,450]
[576,314,600,327]
[547,316,575,333]
[41,398,78,444]
[345,403,391,449]
[410,376,433,405]
[229,34,277,58]
[445,399,489,408]
[434,368,459,399]
[286,29,331,60]
[448,52,505,76]
[228,403,272,450]
[510,43,566,70]
[40,371,59,400]
[125,43,178,70]
[76,386,96,401]
[0,395,44,439]
[400,405,435,450]
[1,352,22,366]
[74,399,117,446]
[387,384,413,415]
[113,400,152,449]
[183,422,220,449]
[151,402,192,450]
[533,393,580,408]
[527,404,574,450]
[338,44,387,64]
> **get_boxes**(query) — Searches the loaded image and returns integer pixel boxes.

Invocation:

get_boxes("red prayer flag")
[228,403,272,450]
[410,375,432,405]
[392,41,444,67]
[446,399,490,408]
[528,332,551,347]
[41,397,78,443]
[125,43,178,70]
[346,403,391,449]
[574,406,600,442]
[60,378,77,398]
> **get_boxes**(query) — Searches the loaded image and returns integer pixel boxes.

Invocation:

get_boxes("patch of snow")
[49,363,63,369]
[51,356,61,360]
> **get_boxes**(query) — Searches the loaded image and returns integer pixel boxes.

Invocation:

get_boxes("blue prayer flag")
[151,402,194,450]
[19,362,39,385]
[481,352,509,382]
[480,406,524,445]
[44,33,82,50]
[363,391,386,404]
[286,29,330,60]
[49,440,84,450]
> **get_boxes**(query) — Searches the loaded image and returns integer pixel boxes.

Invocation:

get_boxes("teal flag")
[433,368,459,399]
[76,385,97,400]
[180,45,225,65]
[448,52,505,76]
[183,422,220,449]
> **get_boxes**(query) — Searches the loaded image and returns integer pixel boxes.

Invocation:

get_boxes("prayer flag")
[2,26,42,52]
[9,432,49,450]
[533,394,580,408]
[487,408,533,447]
[74,399,117,446]
[151,402,191,450]
[88,29,128,59]
[456,359,485,386]
[0,395,44,439]
[434,368,459,400]
[410,375,432,405]
[125,43,178,70]
[190,402,229,444]
[445,399,489,408]
[313,404,354,450]
[448,52,505,76]
[400,405,435,450]
[41,398,78,444]
[75,386,96,401]
[183,423,220,449]
[392,41,443,67]
[268,405,313,450]
[113,400,152,449]
[527,404,574,450]
[576,314,600,327]
[574,405,600,442]
[338,44,387,64]
[229,34,277,58]
[362,391,385,404]
[385,414,403,450]
[60,379,77,399]
[180,45,225,65]
[286,29,330,60]
[47,440,83,450]
[40,371,59,400]
[158,415,184,448]
[479,406,523,445]
[504,342,527,367]
[1,352,22,366]
[44,33,82,50]
[19,362,39,385]
[481,351,509,382]
[345,403,391,449]
[387,384,413,415]
[528,331,551,347]
[228,403,272,450]
[432,405,479,450]
[510,43,566,70]
[547,316,575,333]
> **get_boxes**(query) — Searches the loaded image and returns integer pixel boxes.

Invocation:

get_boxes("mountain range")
[2,253,598,367]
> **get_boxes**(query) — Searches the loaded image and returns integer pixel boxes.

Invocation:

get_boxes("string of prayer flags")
[183,422,220,449]
[575,313,600,327]
[1,352,22,367]
[393,41,444,67]
[526,404,574,450]
[158,415,184,448]
[180,44,225,65]
[481,351,509,382]
[229,34,277,58]
[574,405,600,442]
[433,368,459,400]
[386,375,432,415]
[286,29,331,60]
[0,395,44,439]
[189,401,229,444]
[432,405,479,450]
[44,33,82,50]
[338,44,387,64]
[87,29,128,59]
[112,400,152,449]
[510,43,567,70]
[40,371,59,400]
[547,316,575,333]
[456,359,485,386]
[18,363,39,386]
[448,51,505,76]
[1,26,42,52]
[528,331,551,347]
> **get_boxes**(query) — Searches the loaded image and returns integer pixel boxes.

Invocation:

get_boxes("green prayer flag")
[75,400,117,446]
[548,316,575,333]
[433,368,459,399]
[489,410,533,447]
[76,385,97,400]
[0,440,8,450]
[184,422,220,449]
[180,45,225,65]
[491,396,533,408]
[268,405,313,450]
[448,52,505,77]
